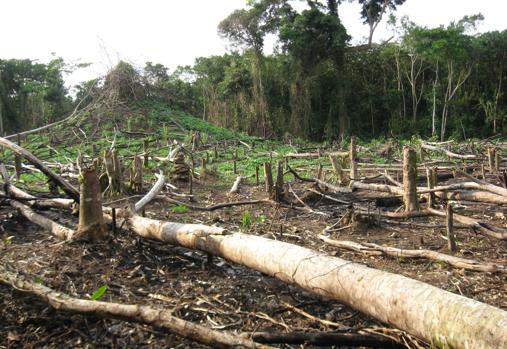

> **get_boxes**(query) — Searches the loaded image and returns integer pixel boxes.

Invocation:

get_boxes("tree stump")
[403,146,418,212]
[77,168,108,240]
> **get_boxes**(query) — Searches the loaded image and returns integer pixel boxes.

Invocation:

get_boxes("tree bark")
[403,147,418,212]
[77,168,108,240]
[122,215,507,349]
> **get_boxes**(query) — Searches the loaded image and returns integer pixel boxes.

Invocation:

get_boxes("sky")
[1,0,505,91]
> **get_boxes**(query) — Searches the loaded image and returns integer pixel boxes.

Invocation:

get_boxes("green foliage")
[0,57,72,133]
[242,210,253,228]
[171,204,189,214]
[91,284,109,301]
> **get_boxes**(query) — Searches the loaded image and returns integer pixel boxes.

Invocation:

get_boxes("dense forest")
[1,0,506,142]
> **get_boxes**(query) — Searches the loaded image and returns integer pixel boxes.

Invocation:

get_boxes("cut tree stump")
[402,146,418,212]
[77,167,108,240]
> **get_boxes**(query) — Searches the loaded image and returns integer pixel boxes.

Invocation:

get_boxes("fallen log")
[124,215,507,349]
[456,170,507,197]
[351,181,404,195]
[318,236,506,273]
[435,190,507,205]
[421,143,483,160]
[288,165,351,193]
[427,207,507,240]
[0,266,268,349]
[10,200,75,240]
[162,197,269,211]
[249,330,403,348]
[0,137,80,201]
[1,182,74,210]
[285,151,348,158]
[352,180,507,205]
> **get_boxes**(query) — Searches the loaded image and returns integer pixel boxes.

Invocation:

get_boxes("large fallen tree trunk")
[0,137,80,201]
[0,266,268,349]
[318,236,506,273]
[123,214,507,349]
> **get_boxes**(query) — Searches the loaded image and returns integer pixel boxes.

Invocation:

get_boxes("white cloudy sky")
[1,0,505,89]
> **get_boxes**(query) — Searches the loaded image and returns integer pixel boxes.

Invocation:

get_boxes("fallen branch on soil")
[248,330,404,348]
[318,236,506,273]
[0,138,80,201]
[456,170,507,196]
[288,165,351,193]
[134,172,165,213]
[285,151,348,158]
[357,207,507,240]
[0,172,75,210]
[0,266,268,349]
[9,200,75,240]
[307,188,351,205]
[421,143,483,160]
[162,197,269,212]
[123,214,507,349]
[280,300,348,329]
[352,180,507,205]
[426,207,507,240]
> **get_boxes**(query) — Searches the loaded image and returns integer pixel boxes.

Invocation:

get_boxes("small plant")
[91,284,109,301]
[256,214,267,224]
[242,210,253,228]
[172,204,189,214]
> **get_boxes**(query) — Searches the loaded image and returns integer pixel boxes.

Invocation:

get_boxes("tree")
[279,6,349,138]
[474,30,507,134]
[218,0,290,137]
[357,0,407,46]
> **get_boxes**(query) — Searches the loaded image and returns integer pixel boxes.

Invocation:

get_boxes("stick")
[0,266,268,349]
[318,236,505,273]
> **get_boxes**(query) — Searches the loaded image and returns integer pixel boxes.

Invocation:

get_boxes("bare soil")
[1,176,506,348]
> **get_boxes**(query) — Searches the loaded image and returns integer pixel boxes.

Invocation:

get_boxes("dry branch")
[288,165,351,193]
[134,172,165,213]
[421,143,482,160]
[0,137,79,201]
[0,267,268,349]
[318,236,506,273]
[427,207,507,240]
[285,151,348,158]
[162,197,269,211]
[124,215,507,349]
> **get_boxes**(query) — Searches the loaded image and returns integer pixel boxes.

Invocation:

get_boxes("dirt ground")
[1,175,506,348]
